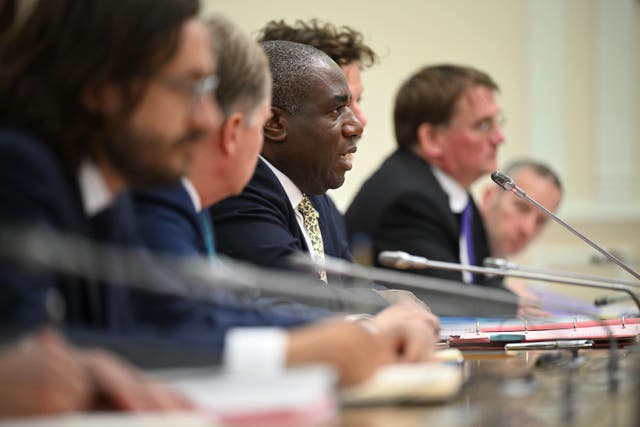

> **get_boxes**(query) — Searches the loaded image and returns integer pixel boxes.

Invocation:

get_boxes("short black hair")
[260,40,335,116]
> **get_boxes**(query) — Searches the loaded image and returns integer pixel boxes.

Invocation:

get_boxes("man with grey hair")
[479,159,563,258]
[479,159,563,318]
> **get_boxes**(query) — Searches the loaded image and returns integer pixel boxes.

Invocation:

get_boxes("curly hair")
[257,18,377,68]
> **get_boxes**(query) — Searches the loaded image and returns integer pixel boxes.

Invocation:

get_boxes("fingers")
[0,328,94,416]
[371,305,438,363]
[286,320,392,387]
[80,349,194,412]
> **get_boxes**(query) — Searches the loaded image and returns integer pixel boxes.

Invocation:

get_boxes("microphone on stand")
[289,252,519,317]
[377,251,640,312]
[490,171,640,282]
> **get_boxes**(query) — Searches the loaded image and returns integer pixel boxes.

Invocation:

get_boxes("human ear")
[264,106,287,142]
[415,122,443,161]
[219,112,243,156]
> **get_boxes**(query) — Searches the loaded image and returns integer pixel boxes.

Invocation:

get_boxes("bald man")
[480,160,562,258]
[479,160,563,318]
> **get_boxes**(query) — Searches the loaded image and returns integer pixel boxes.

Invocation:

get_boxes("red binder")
[448,318,639,350]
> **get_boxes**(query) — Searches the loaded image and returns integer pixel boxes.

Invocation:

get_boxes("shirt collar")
[431,165,469,213]
[78,159,115,216]
[181,177,202,212]
[260,156,304,209]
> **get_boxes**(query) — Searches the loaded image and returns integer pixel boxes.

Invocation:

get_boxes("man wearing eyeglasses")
[0,0,221,413]
[346,64,506,287]
[0,0,221,338]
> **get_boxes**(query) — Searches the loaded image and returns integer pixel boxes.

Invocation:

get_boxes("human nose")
[343,108,363,139]
[490,121,505,145]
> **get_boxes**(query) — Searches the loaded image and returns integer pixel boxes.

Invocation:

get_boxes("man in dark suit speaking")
[346,65,506,286]
[210,40,364,281]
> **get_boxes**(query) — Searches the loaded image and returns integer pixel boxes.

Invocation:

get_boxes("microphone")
[378,251,640,312]
[289,252,519,317]
[491,171,640,282]
[377,251,430,270]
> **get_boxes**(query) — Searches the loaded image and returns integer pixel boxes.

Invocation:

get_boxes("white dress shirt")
[431,166,472,283]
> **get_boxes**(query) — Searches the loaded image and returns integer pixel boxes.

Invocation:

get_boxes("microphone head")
[483,257,507,269]
[491,170,515,191]
[483,257,518,271]
[378,251,412,269]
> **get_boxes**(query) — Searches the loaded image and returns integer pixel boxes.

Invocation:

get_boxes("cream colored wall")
[201,0,528,210]
[203,0,640,281]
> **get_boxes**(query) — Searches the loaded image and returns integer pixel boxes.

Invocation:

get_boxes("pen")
[504,339,594,351]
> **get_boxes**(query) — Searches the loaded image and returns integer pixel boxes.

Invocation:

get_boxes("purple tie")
[460,200,475,282]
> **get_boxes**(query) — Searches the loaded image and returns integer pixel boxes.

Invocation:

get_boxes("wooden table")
[339,349,639,427]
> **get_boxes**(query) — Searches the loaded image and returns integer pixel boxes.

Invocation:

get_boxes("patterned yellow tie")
[297,195,328,283]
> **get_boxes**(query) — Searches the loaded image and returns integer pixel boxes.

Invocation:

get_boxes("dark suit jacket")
[346,148,500,287]
[211,159,351,268]
[0,127,135,333]
[132,182,334,323]
[211,158,388,311]
[0,128,310,359]
[133,182,208,258]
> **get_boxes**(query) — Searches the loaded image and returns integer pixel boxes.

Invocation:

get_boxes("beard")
[103,121,203,188]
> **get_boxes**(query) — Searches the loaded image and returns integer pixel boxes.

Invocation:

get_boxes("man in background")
[479,159,562,259]
[479,159,563,317]
[346,64,506,287]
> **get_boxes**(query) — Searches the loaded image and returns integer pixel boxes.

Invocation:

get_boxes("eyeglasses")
[472,115,506,135]
[442,115,506,136]
[158,73,219,112]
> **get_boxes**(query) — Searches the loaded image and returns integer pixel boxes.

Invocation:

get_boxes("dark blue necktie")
[199,209,216,260]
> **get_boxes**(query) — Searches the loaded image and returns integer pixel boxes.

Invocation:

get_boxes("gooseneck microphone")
[377,251,640,312]
[491,171,640,282]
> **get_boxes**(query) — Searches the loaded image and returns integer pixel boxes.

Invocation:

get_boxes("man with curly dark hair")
[258,19,376,127]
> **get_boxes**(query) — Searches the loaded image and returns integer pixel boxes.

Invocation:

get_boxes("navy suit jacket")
[346,148,501,288]
[0,127,146,336]
[132,182,334,322]
[0,128,310,358]
[211,159,351,269]
[210,159,388,311]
